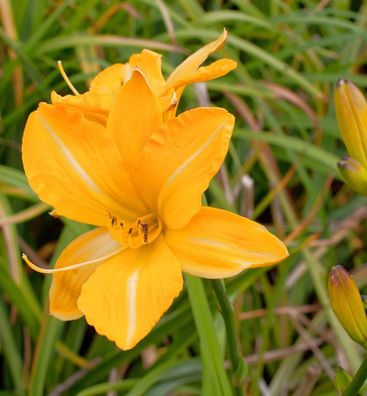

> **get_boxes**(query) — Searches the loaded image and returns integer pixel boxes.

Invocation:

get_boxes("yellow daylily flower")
[22,70,287,350]
[328,265,367,348]
[334,79,367,194]
[52,29,237,122]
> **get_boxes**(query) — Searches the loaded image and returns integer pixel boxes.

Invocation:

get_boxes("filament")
[57,60,80,95]
[22,247,124,274]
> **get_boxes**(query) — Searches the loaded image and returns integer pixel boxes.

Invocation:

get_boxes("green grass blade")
[185,275,232,396]
[0,299,25,396]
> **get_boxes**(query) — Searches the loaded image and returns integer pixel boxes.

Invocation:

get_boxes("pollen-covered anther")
[107,211,128,245]
[108,212,124,228]
[128,213,162,249]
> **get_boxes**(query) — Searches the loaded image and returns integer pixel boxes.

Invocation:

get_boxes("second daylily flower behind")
[52,30,237,122]
[23,41,288,350]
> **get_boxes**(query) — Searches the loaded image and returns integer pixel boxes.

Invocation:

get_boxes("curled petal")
[165,207,288,278]
[165,30,235,117]
[169,59,237,89]
[128,50,166,96]
[167,29,230,88]
[78,237,183,350]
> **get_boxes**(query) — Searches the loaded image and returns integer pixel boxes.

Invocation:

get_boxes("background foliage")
[1,0,367,395]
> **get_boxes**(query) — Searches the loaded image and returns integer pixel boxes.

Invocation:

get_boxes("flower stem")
[211,279,247,393]
[342,355,367,396]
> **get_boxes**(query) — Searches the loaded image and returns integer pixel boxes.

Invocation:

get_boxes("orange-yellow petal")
[135,107,234,229]
[159,87,177,113]
[167,30,229,88]
[165,207,288,278]
[49,227,123,320]
[106,69,162,170]
[128,50,166,96]
[169,58,237,89]
[22,103,145,226]
[77,237,183,350]
[51,90,108,124]
[164,30,235,118]
[89,63,124,95]
[51,64,125,118]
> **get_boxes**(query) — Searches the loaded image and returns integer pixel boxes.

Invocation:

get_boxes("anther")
[140,222,148,244]
[126,214,161,249]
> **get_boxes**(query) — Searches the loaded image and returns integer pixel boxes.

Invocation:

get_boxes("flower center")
[107,212,162,249]
[128,214,162,249]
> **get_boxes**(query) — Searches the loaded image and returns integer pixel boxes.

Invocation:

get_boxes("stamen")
[139,221,148,243]
[22,247,124,274]
[57,60,80,96]
[108,212,124,229]
[127,213,161,249]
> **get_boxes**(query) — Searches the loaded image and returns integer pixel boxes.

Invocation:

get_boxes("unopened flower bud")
[328,265,367,348]
[338,156,367,195]
[335,79,367,168]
